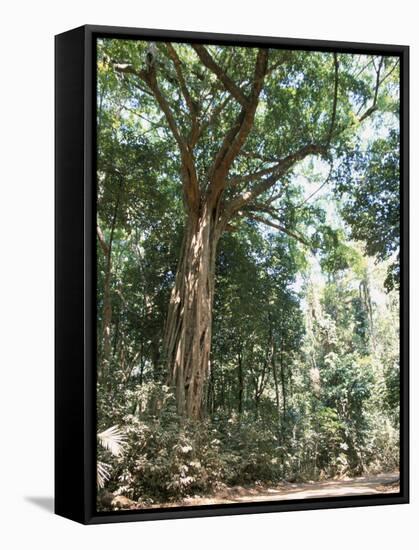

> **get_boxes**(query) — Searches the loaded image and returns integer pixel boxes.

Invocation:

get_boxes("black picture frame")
[55,24,409,525]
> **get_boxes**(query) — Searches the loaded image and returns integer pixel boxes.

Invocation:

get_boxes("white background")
[0,0,416,548]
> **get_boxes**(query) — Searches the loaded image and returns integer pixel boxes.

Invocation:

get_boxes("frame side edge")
[400,45,410,502]
[55,26,87,524]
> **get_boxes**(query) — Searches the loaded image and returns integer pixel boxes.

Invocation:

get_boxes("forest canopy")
[95,39,400,509]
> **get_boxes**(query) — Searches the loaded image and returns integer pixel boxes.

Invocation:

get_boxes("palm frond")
[97,425,125,457]
[97,461,111,489]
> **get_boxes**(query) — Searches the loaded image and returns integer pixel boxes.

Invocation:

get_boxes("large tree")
[99,40,399,418]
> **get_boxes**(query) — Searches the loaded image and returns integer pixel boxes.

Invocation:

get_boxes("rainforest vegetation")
[96,39,400,509]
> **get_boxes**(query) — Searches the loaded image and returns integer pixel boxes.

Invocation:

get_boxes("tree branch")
[164,43,196,115]
[326,54,339,147]
[358,57,399,124]
[245,213,311,247]
[378,59,400,87]
[225,143,326,217]
[162,43,200,145]
[145,67,200,209]
[192,44,249,107]
[144,70,186,150]
[358,56,384,122]
[229,162,281,186]
[294,163,333,209]
[207,48,269,205]
[97,225,109,257]
[198,94,233,140]
[114,63,188,154]
[114,61,200,210]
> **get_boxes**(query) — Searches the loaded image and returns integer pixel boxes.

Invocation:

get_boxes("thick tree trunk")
[163,203,220,419]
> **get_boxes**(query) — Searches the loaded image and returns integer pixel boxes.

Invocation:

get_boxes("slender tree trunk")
[97,179,123,380]
[112,309,120,357]
[206,358,214,416]
[102,260,112,369]
[97,225,113,379]
[163,202,220,419]
[272,350,282,434]
[272,353,280,412]
[237,349,244,415]
[253,360,267,420]
[280,343,287,426]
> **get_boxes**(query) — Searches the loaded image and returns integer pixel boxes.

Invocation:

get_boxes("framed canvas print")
[55,25,409,524]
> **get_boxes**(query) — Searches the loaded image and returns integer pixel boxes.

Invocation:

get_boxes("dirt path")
[178,472,400,507]
[110,472,399,510]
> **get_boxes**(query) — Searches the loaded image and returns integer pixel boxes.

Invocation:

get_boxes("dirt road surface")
[178,472,400,506]
[110,472,399,510]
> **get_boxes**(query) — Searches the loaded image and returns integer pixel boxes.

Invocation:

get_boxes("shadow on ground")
[25,496,54,513]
